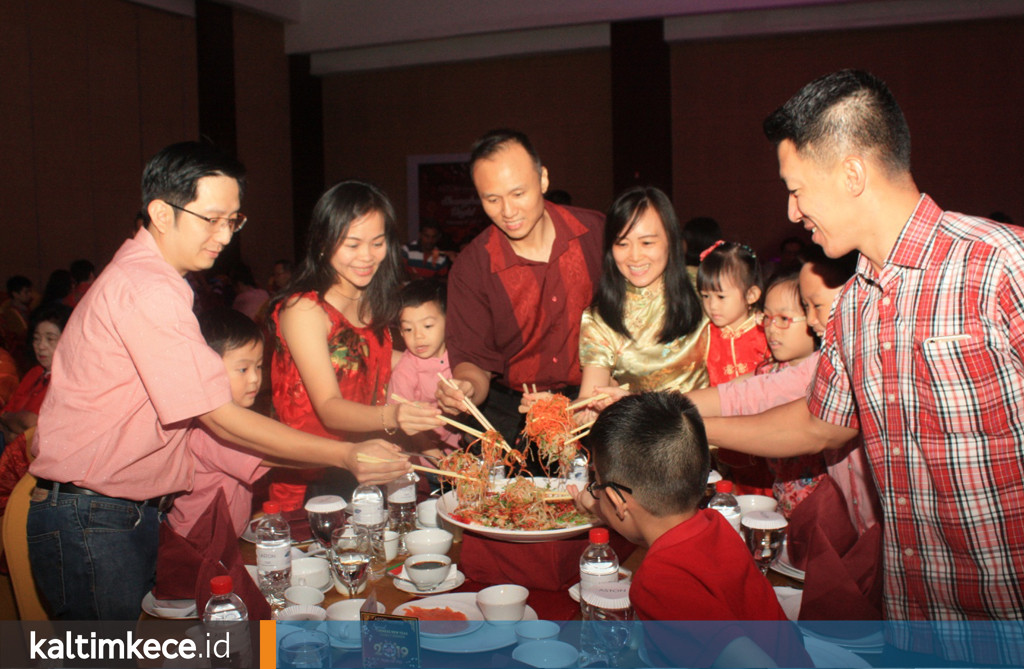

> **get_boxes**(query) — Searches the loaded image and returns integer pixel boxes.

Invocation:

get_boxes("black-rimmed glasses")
[586,480,633,502]
[168,203,247,234]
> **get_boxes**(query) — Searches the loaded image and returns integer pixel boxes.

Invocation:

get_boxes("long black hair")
[269,180,402,342]
[591,186,703,344]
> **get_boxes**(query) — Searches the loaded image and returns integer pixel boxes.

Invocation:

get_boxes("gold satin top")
[579,282,710,393]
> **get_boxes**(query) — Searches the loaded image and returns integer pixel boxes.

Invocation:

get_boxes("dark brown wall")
[321,50,615,233]
[671,17,1024,256]
[0,0,292,288]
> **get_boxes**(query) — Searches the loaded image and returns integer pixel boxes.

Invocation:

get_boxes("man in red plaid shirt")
[704,70,1023,663]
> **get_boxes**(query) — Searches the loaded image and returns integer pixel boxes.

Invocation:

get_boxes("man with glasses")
[27,142,410,620]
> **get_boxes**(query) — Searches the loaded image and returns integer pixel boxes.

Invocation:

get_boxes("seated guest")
[0,346,17,410]
[167,309,271,537]
[64,259,96,307]
[0,304,72,515]
[1,275,34,372]
[571,391,810,667]
[402,220,452,281]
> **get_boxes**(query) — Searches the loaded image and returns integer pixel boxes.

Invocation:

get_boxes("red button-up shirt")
[447,202,603,392]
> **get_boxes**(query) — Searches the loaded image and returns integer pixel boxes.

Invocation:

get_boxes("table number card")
[360,612,421,668]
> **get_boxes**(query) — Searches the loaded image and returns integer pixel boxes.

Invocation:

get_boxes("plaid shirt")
[810,196,1024,642]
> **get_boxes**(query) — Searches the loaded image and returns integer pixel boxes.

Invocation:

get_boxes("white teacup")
[476,584,528,623]
[277,604,327,621]
[736,494,779,517]
[416,499,438,527]
[325,599,386,643]
[291,556,331,590]
[512,640,578,668]
[284,585,324,607]
[404,528,453,556]
[403,553,451,590]
[515,620,560,646]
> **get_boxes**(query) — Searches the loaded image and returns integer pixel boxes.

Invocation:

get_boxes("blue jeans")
[26,485,162,620]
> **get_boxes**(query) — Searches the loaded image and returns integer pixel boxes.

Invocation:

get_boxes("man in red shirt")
[437,129,603,448]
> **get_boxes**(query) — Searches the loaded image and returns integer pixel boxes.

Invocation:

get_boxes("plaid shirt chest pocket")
[913,327,1010,435]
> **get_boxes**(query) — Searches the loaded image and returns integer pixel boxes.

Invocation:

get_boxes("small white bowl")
[417,499,438,527]
[736,494,778,516]
[404,528,453,556]
[513,640,579,668]
[290,556,332,589]
[515,620,561,646]
[277,604,327,621]
[404,553,452,590]
[476,584,529,623]
[284,585,325,607]
[326,598,385,621]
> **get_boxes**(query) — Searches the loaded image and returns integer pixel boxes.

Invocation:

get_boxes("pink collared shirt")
[30,227,231,500]
[388,349,460,450]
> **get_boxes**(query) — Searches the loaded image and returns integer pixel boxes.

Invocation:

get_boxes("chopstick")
[568,393,609,412]
[356,453,476,482]
[436,374,512,453]
[571,421,594,434]
[390,393,486,440]
[565,430,589,445]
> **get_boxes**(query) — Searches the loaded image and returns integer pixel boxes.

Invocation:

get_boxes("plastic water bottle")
[203,576,249,669]
[582,581,635,666]
[203,575,248,621]
[708,480,742,534]
[568,453,589,488]
[255,501,291,607]
[579,528,619,619]
[351,484,387,576]
[387,473,418,554]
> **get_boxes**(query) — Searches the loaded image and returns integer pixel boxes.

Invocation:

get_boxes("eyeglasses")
[762,314,807,329]
[586,480,633,502]
[168,203,247,234]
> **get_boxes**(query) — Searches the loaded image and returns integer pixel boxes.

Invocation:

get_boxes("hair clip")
[739,243,757,260]
[699,240,726,263]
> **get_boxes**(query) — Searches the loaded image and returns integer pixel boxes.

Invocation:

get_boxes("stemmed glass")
[330,528,372,598]
[742,511,788,575]
[305,495,347,549]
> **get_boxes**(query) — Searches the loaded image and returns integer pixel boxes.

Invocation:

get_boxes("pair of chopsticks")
[356,452,475,482]
[434,375,514,453]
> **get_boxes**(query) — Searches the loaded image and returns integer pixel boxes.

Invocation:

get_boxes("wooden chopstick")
[356,452,475,482]
[571,421,594,434]
[390,392,486,439]
[436,373,512,452]
[568,393,609,412]
[565,430,589,445]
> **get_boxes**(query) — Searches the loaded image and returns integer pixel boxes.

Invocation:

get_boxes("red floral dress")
[0,366,50,516]
[269,292,392,509]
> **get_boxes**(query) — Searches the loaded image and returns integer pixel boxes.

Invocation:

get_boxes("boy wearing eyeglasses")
[570,391,809,667]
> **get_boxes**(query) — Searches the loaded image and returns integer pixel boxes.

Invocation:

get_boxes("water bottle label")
[353,504,385,526]
[579,571,618,588]
[387,485,416,504]
[256,543,290,570]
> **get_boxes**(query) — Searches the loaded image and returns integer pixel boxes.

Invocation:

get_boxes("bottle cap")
[741,510,788,530]
[706,470,722,485]
[588,527,609,544]
[209,575,233,595]
[714,480,734,493]
[262,501,281,515]
[304,495,347,514]
[582,581,631,610]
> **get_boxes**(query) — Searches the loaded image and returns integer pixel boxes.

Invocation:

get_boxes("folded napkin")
[154,488,272,620]
[460,528,635,591]
[789,477,883,623]
[282,507,313,543]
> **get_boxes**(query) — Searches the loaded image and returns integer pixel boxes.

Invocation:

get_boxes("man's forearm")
[703,398,857,457]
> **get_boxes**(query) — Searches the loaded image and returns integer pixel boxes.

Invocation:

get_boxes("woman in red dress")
[268,181,442,508]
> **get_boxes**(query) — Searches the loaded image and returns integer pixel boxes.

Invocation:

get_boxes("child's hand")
[435,378,475,415]
[395,401,443,436]
[567,482,601,519]
[518,390,554,414]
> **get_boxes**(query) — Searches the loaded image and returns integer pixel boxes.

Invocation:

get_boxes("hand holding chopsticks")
[356,452,476,483]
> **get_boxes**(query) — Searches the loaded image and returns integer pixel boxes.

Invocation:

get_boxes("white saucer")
[397,593,538,653]
[568,568,633,602]
[141,591,198,619]
[393,569,466,596]
[769,540,806,582]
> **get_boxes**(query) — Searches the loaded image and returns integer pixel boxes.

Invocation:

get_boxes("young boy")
[388,279,460,458]
[167,308,270,537]
[573,391,810,667]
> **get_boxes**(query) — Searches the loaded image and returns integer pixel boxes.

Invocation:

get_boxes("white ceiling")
[133,0,1024,74]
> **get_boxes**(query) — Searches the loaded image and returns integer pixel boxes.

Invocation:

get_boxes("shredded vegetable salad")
[447,476,591,531]
[522,393,580,478]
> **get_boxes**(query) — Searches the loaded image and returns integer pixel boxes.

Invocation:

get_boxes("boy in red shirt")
[572,391,810,667]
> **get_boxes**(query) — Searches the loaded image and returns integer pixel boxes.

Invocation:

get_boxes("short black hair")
[469,128,542,175]
[682,217,723,266]
[763,69,910,176]
[198,307,263,356]
[399,278,446,315]
[69,259,95,283]
[801,245,858,288]
[6,275,31,295]
[587,391,710,517]
[141,141,247,227]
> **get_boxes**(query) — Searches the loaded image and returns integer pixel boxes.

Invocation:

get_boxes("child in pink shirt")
[169,309,270,537]
[388,279,460,461]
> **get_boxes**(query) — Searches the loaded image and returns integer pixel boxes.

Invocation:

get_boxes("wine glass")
[330,528,372,598]
[278,629,330,669]
[741,511,788,575]
[305,495,347,549]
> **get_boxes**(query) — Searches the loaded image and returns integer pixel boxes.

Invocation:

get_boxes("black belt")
[34,478,176,512]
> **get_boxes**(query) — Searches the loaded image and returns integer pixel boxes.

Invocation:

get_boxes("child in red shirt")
[572,391,810,667]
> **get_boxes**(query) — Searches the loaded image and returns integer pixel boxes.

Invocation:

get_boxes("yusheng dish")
[435,395,593,532]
